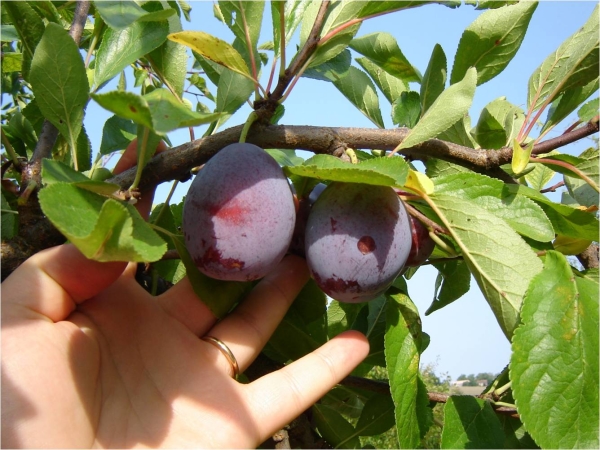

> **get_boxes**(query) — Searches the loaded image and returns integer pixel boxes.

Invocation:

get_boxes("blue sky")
[85,1,598,379]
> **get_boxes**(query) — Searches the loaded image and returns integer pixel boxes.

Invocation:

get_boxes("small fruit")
[183,143,296,281]
[305,182,412,303]
[405,215,436,267]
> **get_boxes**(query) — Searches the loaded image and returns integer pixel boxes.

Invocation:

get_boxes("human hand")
[1,143,370,449]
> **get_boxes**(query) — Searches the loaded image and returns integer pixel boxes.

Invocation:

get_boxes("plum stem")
[239,112,259,143]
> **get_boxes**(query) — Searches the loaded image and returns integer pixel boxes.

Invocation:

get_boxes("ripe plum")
[183,143,296,281]
[305,182,412,302]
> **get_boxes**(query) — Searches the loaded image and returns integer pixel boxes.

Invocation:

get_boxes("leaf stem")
[239,111,259,143]
[152,180,179,226]
[429,230,458,257]
[130,127,150,191]
[493,380,512,397]
[531,157,599,192]
[1,128,22,170]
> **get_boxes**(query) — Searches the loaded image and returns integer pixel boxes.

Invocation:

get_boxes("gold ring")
[201,336,240,378]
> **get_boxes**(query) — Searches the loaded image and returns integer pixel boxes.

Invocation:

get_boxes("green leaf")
[511,140,533,175]
[542,78,598,133]
[511,251,599,449]
[0,25,20,42]
[1,53,22,73]
[147,9,188,98]
[396,68,477,151]
[283,154,409,187]
[385,292,432,448]
[271,0,311,58]
[94,1,151,29]
[349,32,421,83]
[214,69,255,129]
[3,1,44,80]
[498,415,540,449]
[327,301,364,339]
[312,403,361,449]
[440,396,505,448]
[1,193,17,240]
[7,111,38,152]
[303,49,351,82]
[264,149,304,167]
[564,147,599,208]
[216,1,264,50]
[92,91,153,129]
[527,6,599,112]
[310,23,361,69]
[143,88,222,134]
[578,94,599,122]
[429,194,544,338]
[451,1,537,86]
[168,31,251,78]
[29,23,89,168]
[356,56,408,104]
[100,115,137,155]
[353,393,395,436]
[392,91,421,128]
[331,66,385,128]
[38,183,166,262]
[94,20,169,90]
[434,172,556,243]
[358,1,460,17]
[438,116,479,148]
[473,96,525,149]
[420,44,447,115]
[426,260,471,315]
[523,153,557,190]
[169,233,252,319]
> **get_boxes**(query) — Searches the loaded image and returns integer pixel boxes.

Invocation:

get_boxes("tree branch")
[107,119,600,192]
[577,243,599,269]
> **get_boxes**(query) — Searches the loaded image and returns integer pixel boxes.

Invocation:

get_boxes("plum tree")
[305,182,412,303]
[183,143,295,281]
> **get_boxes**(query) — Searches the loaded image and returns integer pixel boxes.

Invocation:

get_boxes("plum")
[405,215,435,267]
[305,182,412,303]
[183,143,296,281]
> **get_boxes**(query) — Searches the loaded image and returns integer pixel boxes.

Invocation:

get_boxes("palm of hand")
[2,247,369,449]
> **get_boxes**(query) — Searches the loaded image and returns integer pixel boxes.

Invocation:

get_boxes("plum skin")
[305,182,412,303]
[183,143,296,281]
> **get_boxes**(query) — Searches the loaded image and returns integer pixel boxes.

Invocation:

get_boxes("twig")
[540,181,565,193]
[68,0,90,44]
[577,243,599,269]
[404,201,448,235]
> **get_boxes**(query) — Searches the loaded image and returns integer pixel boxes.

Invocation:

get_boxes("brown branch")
[577,243,599,269]
[107,119,599,192]
[68,0,90,44]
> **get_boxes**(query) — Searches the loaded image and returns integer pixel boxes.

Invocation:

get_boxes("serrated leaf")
[214,68,255,130]
[217,1,264,50]
[511,251,599,449]
[312,403,361,449]
[426,260,471,315]
[451,1,537,86]
[303,49,351,82]
[2,53,22,73]
[169,31,251,78]
[7,111,37,152]
[331,66,384,128]
[420,44,447,115]
[440,396,505,448]
[527,6,599,112]
[553,234,592,255]
[397,68,477,151]
[404,169,434,195]
[38,183,166,262]
[169,234,252,319]
[349,32,421,83]
[265,149,304,167]
[310,23,361,68]
[392,91,421,128]
[94,20,169,90]
[438,116,479,148]
[358,1,459,17]
[29,23,89,168]
[327,301,364,339]
[429,194,544,338]
[434,171,555,242]
[283,154,409,187]
[356,56,407,104]
[385,292,432,448]
[100,115,137,155]
[473,96,525,149]
[3,1,44,80]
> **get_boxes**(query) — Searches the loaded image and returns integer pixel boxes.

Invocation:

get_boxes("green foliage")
[2,1,599,448]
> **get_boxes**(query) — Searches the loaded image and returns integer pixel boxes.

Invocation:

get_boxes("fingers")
[2,244,127,323]
[201,255,309,374]
[246,330,370,442]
